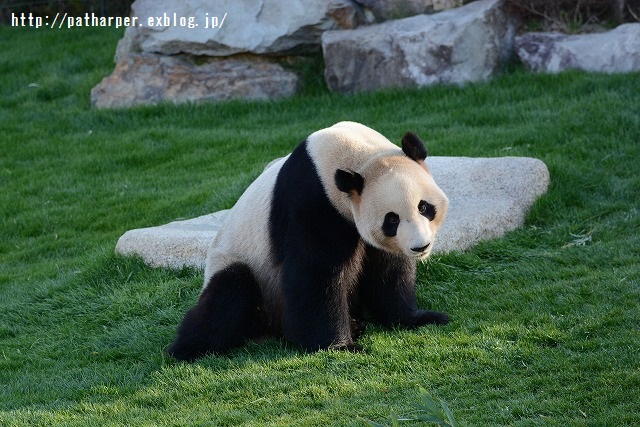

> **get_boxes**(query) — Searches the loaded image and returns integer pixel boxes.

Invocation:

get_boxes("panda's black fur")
[269,140,365,351]
[168,122,449,361]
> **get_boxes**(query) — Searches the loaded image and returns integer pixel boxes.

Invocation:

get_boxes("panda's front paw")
[414,310,449,327]
[350,318,367,341]
[342,342,365,353]
[329,341,365,353]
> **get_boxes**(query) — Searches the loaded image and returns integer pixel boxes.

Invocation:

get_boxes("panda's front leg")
[360,245,449,328]
[280,252,362,352]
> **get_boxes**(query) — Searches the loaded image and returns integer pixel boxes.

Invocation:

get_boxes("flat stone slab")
[116,156,550,269]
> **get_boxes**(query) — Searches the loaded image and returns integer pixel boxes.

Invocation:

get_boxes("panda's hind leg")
[168,262,265,361]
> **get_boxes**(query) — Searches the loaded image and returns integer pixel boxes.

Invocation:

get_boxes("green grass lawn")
[1,26,639,426]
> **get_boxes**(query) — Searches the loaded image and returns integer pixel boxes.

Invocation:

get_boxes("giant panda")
[169,121,449,361]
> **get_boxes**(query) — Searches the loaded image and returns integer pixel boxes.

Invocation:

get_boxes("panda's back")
[204,156,287,295]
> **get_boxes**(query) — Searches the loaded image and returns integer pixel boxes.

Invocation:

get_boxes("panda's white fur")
[194,156,292,349]
[169,121,449,360]
[204,154,287,300]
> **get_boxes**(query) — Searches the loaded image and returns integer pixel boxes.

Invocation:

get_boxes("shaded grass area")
[1,26,639,426]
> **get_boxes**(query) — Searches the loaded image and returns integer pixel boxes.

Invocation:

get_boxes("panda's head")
[334,132,448,259]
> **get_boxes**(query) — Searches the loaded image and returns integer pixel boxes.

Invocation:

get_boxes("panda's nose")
[411,243,430,254]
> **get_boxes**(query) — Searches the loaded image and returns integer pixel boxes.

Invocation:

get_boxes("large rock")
[116,211,228,269]
[116,0,362,58]
[515,23,640,73]
[431,156,549,252]
[116,156,550,269]
[322,0,516,93]
[354,0,464,21]
[91,53,299,108]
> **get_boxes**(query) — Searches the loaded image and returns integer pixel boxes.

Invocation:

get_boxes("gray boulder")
[322,0,516,93]
[354,0,463,21]
[515,23,640,73]
[94,0,362,107]
[91,53,299,109]
[116,156,550,269]
[117,0,362,58]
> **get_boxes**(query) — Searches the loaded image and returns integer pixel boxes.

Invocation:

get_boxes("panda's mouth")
[411,243,430,254]
[409,243,431,258]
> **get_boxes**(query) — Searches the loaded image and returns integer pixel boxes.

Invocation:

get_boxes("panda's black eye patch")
[418,200,436,221]
[382,212,400,237]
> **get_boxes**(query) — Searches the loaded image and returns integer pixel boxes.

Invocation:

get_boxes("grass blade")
[439,399,458,427]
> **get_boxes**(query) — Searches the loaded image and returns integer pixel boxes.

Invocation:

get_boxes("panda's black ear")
[401,131,428,161]
[335,169,364,196]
